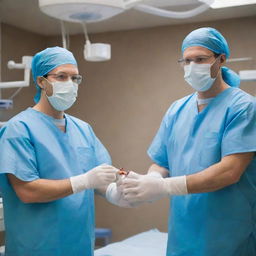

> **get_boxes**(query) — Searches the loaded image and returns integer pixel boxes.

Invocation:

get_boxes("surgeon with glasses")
[121,27,256,255]
[0,46,121,256]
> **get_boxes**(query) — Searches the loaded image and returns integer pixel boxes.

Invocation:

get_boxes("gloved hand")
[122,171,188,204]
[106,182,134,208]
[106,173,144,208]
[70,164,118,193]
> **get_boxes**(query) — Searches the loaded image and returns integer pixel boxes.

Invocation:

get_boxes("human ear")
[36,77,47,89]
[220,54,226,65]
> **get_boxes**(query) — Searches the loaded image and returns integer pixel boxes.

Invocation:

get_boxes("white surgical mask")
[184,62,216,92]
[47,80,78,111]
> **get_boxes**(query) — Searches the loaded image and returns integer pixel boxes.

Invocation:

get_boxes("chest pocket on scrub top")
[77,147,96,172]
[200,132,221,168]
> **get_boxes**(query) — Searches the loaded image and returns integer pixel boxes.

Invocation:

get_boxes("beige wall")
[1,16,256,242]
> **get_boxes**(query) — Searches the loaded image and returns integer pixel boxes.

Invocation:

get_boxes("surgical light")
[211,0,256,9]
[39,0,140,23]
[39,0,214,62]
[39,0,214,23]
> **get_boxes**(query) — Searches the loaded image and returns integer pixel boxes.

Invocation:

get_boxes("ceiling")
[0,0,256,36]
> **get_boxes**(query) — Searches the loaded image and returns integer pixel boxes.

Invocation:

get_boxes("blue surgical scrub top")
[148,87,256,256]
[0,108,111,256]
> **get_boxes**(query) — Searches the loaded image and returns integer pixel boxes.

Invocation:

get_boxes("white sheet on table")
[94,229,167,256]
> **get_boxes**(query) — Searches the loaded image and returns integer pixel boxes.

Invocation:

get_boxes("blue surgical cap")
[181,27,240,88]
[32,46,77,103]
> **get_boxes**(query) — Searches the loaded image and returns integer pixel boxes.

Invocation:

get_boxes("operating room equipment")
[38,0,214,62]
[0,100,13,110]
[211,0,256,9]
[0,56,32,110]
[39,0,214,22]
[227,57,256,82]
[134,0,214,19]
[0,56,32,108]
[239,70,256,81]
[237,59,256,82]
[82,22,111,62]
[118,168,129,176]
[0,56,32,89]
[115,168,130,183]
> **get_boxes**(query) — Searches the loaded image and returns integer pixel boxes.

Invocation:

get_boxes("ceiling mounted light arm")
[133,0,214,19]
[81,21,90,42]
[60,20,69,49]
[123,0,143,9]
[0,56,32,89]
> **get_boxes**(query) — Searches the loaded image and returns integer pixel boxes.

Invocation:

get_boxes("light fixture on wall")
[0,56,33,109]
[0,57,32,89]
[226,57,256,82]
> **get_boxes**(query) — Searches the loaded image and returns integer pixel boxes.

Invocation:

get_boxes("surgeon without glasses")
[118,27,256,256]
[0,47,128,256]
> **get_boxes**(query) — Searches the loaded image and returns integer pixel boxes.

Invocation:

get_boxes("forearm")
[122,154,253,204]
[9,165,117,203]
[187,163,234,193]
[26,179,73,202]
[187,153,254,193]
[8,174,73,203]
[147,163,169,178]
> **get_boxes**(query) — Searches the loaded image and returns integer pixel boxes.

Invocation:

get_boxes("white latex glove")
[147,171,163,178]
[106,173,144,208]
[70,164,118,193]
[106,182,134,208]
[122,171,188,203]
[117,171,162,202]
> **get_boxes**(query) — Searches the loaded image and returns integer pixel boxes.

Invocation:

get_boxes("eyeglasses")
[178,54,219,66]
[44,72,83,85]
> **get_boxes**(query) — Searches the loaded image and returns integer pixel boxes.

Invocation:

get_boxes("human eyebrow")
[194,55,213,58]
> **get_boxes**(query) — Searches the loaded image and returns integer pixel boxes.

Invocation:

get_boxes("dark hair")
[214,53,221,58]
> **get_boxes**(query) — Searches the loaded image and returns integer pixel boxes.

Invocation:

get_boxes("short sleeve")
[87,125,112,166]
[222,101,256,157]
[0,122,39,181]
[147,103,178,169]
[147,117,169,169]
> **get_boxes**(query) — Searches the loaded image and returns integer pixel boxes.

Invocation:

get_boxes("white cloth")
[94,229,168,256]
